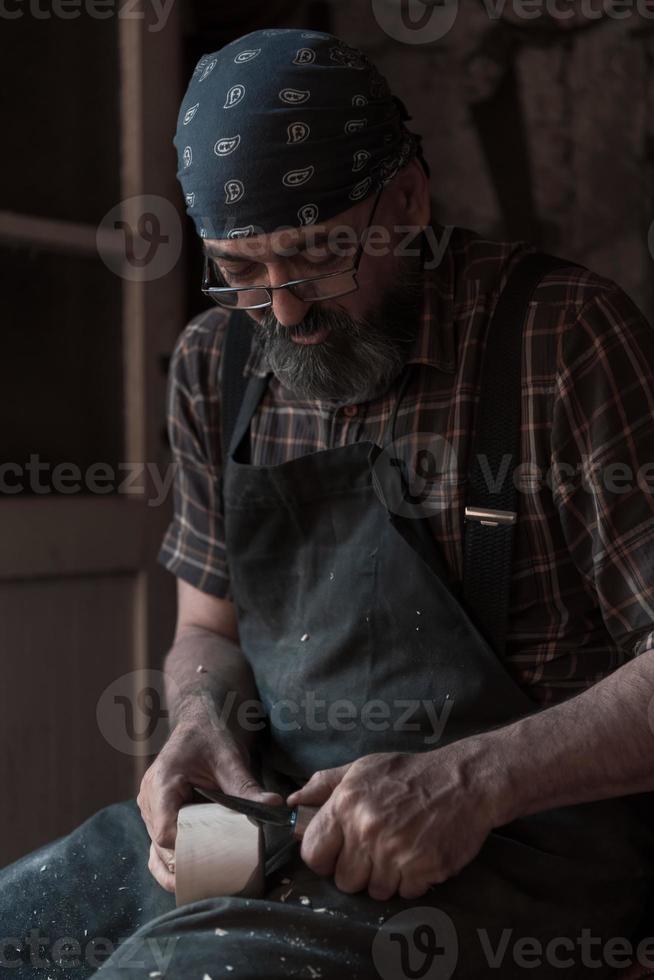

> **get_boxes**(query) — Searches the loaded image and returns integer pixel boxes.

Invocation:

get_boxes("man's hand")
[137,693,283,893]
[286,742,500,901]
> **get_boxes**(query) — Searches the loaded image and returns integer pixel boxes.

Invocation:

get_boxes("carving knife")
[191,785,318,839]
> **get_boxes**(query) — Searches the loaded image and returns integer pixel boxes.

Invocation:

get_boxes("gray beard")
[251,256,425,405]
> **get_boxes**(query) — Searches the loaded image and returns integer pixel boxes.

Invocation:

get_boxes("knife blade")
[191,785,318,839]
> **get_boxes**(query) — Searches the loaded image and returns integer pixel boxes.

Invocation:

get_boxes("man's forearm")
[470,648,654,826]
[164,625,262,744]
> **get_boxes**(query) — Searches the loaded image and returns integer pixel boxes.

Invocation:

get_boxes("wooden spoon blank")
[175,802,265,906]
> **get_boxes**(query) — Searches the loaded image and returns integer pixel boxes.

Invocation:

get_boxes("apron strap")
[463,251,584,658]
[221,308,256,467]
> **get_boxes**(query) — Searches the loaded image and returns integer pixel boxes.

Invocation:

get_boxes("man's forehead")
[202,200,369,261]
[203,228,330,261]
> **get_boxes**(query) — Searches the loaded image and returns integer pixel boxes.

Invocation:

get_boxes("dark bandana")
[173,27,426,240]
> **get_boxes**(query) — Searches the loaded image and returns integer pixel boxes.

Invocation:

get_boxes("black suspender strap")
[221,308,254,466]
[462,251,583,658]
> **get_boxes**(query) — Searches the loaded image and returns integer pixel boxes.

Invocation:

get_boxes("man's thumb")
[217,759,285,806]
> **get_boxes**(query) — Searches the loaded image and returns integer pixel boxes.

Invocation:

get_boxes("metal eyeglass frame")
[201,185,384,310]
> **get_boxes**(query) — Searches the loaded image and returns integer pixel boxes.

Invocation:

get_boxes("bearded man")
[1,27,654,980]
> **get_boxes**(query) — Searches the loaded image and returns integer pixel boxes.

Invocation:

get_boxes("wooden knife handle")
[292,804,320,840]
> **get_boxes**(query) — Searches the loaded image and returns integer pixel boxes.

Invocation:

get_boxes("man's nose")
[268,267,310,328]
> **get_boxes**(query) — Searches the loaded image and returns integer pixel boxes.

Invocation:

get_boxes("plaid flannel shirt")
[158,222,654,705]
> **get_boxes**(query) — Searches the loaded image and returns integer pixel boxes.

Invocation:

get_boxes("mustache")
[255,304,352,343]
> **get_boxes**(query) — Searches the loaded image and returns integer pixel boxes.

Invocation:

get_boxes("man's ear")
[389,158,431,228]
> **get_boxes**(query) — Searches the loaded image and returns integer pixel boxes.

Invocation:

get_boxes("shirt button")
[343,404,358,418]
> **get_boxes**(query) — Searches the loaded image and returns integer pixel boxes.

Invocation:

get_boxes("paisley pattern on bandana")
[173,28,426,240]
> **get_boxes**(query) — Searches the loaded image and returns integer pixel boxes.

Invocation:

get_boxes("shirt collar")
[243,218,457,379]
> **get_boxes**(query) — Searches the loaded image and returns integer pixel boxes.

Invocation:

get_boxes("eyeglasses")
[201,186,384,310]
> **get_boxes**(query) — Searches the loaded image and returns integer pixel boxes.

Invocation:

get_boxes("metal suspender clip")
[464,507,517,527]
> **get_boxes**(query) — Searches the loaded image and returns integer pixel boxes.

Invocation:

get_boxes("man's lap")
[0,798,175,978]
[0,795,652,979]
